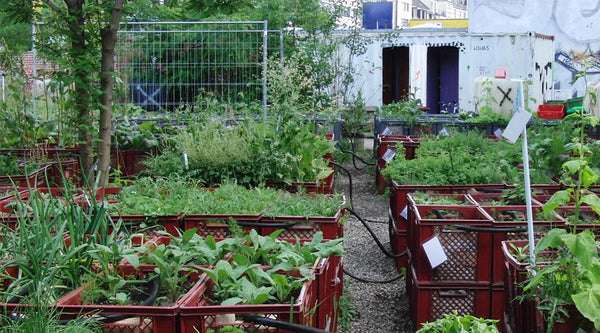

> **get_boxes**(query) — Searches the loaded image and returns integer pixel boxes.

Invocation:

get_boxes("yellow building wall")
[409,19,468,28]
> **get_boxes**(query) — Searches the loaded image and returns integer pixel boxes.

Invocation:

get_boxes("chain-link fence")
[115,21,283,113]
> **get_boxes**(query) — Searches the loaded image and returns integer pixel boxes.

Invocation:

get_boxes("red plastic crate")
[408,270,492,332]
[183,213,262,240]
[501,240,537,333]
[47,159,80,187]
[388,211,408,273]
[260,209,344,243]
[376,135,420,194]
[389,181,508,232]
[179,271,319,333]
[537,104,565,119]
[55,264,204,333]
[315,255,343,332]
[0,165,49,188]
[408,204,494,283]
[111,149,155,177]
[481,205,567,283]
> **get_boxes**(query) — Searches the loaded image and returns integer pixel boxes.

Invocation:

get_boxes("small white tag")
[439,127,450,136]
[400,205,408,220]
[382,148,396,163]
[382,127,393,135]
[494,128,503,138]
[422,235,448,268]
[183,152,189,170]
[502,108,532,143]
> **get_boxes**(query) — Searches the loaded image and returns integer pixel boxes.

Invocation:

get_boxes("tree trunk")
[97,0,125,187]
[66,1,95,187]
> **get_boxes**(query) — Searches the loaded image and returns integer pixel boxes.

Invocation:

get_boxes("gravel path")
[335,157,413,333]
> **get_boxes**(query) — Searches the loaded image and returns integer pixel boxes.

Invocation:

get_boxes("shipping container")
[337,29,555,115]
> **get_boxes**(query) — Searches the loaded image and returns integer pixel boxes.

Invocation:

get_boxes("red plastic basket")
[182,213,262,240]
[408,271,492,332]
[260,209,344,243]
[388,211,408,273]
[408,204,494,283]
[537,104,565,119]
[179,271,319,333]
[314,255,343,332]
[481,205,566,283]
[501,240,537,333]
[389,180,508,232]
[55,264,204,333]
[375,135,420,194]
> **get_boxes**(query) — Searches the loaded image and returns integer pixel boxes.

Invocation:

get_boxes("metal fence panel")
[116,21,282,113]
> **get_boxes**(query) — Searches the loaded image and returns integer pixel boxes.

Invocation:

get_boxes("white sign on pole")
[501,80,536,265]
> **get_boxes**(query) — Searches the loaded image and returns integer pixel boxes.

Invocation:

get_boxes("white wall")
[468,0,600,98]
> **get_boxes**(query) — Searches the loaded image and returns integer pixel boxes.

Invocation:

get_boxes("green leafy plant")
[416,310,500,332]
[378,89,425,126]
[382,131,525,185]
[138,228,238,304]
[200,256,312,306]
[541,69,600,226]
[520,228,600,332]
[142,117,335,187]
[262,192,345,218]
[409,193,469,205]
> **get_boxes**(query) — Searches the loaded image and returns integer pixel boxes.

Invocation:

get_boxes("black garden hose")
[334,141,376,171]
[344,208,406,284]
[343,268,404,284]
[453,225,528,233]
[347,208,406,260]
[331,161,355,210]
[241,314,331,333]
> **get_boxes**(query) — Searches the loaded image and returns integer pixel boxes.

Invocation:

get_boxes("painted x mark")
[497,86,512,107]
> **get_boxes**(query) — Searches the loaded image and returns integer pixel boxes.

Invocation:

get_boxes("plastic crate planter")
[179,266,319,333]
[182,213,263,241]
[0,164,50,188]
[55,264,205,333]
[482,205,567,284]
[408,269,492,332]
[501,239,537,333]
[389,180,508,232]
[260,194,346,243]
[408,204,494,284]
[375,134,420,194]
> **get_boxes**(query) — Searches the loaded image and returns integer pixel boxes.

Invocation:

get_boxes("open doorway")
[426,46,459,114]
[382,46,410,104]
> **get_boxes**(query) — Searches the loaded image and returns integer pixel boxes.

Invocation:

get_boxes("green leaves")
[416,311,500,333]
[525,229,600,330]
[197,229,339,306]
[573,286,600,331]
[142,117,335,187]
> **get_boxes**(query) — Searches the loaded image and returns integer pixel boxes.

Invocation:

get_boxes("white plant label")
[494,128,503,138]
[400,205,408,220]
[382,148,396,163]
[422,235,448,269]
[439,127,450,136]
[502,109,531,143]
[183,152,189,170]
[382,127,393,135]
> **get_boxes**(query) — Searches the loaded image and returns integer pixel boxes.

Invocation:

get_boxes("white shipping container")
[337,29,555,114]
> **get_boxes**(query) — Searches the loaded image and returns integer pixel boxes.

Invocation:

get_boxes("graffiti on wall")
[471,0,600,98]
[535,60,553,101]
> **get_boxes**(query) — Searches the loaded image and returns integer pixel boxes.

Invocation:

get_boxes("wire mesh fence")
[115,21,283,113]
